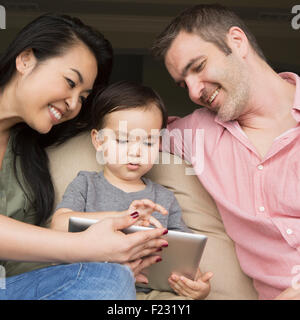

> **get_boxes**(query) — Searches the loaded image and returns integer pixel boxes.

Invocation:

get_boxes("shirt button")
[286,228,293,235]
[259,206,265,212]
[257,165,264,170]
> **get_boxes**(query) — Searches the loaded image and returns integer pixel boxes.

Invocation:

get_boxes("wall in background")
[1,0,299,116]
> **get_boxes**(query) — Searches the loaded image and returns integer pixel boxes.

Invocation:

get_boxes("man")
[152,4,300,300]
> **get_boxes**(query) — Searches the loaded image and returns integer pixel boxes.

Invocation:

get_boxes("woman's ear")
[15,48,37,75]
[91,129,103,151]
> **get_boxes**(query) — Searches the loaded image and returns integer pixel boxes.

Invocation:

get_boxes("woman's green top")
[0,134,52,277]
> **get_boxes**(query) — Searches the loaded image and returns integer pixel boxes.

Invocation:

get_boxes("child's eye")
[145,142,153,147]
[143,140,156,147]
[116,138,128,144]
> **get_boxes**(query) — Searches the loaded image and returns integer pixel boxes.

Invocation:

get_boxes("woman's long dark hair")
[0,13,113,225]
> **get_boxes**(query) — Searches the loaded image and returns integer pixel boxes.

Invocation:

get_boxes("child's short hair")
[91,80,168,130]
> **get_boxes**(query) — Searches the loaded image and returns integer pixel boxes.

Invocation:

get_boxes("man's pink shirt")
[162,72,300,299]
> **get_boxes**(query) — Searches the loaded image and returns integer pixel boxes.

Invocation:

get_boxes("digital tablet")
[68,216,207,292]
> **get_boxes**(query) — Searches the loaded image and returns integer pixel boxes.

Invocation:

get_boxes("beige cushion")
[47,132,258,300]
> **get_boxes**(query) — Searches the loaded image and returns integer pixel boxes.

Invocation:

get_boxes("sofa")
[47,132,258,300]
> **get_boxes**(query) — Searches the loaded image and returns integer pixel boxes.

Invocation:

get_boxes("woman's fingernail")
[162,243,168,248]
[130,211,139,218]
[163,229,168,235]
[156,247,162,252]
[156,257,162,263]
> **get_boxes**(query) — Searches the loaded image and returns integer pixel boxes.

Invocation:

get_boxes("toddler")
[52,81,213,299]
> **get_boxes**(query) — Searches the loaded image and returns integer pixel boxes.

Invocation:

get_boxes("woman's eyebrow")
[70,68,83,83]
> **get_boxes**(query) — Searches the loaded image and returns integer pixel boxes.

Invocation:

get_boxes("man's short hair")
[151,4,266,61]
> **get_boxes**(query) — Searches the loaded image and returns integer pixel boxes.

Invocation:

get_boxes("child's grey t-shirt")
[56,170,189,232]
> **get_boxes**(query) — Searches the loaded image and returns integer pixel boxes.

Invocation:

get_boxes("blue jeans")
[0,262,136,300]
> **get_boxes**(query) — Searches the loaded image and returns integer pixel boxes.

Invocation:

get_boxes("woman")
[0,13,168,300]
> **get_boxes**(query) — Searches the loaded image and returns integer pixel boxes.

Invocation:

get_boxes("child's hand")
[128,199,168,228]
[168,267,213,300]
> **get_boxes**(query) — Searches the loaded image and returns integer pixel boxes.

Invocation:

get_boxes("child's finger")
[169,274,194,294]
[178,275,202,291]
[168,279,180,295]
[154,203,168,215]
[195,267,213,282]
[169,272,211,300]
[128,200,143,212]
[194,266,202,280]
[140,199,157,212]
[141,199,168,215]
[149,216,163,228]
[201,271,213,282]
[168,277,191,297]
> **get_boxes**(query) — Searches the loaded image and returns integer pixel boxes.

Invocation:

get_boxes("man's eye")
[194,61,205,73]
[66,78,75,88]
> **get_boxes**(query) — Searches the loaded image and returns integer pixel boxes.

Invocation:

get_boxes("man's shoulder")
[169,108,216,129]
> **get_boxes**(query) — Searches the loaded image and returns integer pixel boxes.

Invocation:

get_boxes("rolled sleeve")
[55,172,88,212]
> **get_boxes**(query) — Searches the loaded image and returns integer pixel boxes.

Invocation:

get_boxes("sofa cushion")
[47,132,258,300]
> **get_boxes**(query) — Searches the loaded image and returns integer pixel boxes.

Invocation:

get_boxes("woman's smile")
[48,104,63,122]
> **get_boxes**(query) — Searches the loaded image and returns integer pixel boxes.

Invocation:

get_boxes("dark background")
[1,0,299,117]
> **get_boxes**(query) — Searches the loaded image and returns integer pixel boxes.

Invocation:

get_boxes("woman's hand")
[75,212,168,264]
[124,255,162,284]
[168,267,213,300]
[128,199,168,228]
